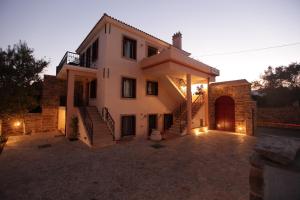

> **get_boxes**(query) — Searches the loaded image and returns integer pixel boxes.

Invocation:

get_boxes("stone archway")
[215,96,235,132]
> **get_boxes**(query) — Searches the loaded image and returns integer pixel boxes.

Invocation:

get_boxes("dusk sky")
[1,0,299,82]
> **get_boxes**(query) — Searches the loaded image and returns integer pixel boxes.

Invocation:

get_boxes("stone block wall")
[257,107,300,129]
[43,75,67,107]
[1,75,67,135]
[208,79,256,135]
[249,136,300,200]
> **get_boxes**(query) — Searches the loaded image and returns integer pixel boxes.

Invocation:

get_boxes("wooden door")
[215,96,235,131]
[163,114,173,131]
[148,114,157,135]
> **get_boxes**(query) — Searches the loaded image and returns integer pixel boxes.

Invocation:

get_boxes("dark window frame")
[146,81,158,96]
[121,115,136,137]
[90,79,97,98]
[122,36,137,60]
[80,53,85,67]
[92,38,99,62]
[86,47,91,68]
[147,45,158,57]
[121,77,136,98]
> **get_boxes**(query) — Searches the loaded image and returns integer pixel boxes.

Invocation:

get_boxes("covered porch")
[57,64,97,138]
[140,46,219,135]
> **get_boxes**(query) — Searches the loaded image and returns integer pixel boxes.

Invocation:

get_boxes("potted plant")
[69,116,78,141]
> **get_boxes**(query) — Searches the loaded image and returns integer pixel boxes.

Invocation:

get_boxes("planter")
[150,129,162,141]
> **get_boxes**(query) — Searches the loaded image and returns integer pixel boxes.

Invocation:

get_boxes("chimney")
[172,32,182,49]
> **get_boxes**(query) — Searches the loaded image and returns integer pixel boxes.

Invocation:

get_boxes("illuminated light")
[194,130,201,136]
[13,121,21,127]
[193,127,208,136]
[180,85,186,92]
[217,124,221,128]
[238,126,243,132]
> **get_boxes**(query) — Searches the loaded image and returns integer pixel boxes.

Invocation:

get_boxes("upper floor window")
[86,47,91,68]
[122,77,136,98]
[80,53,85,67]
[123,36,137,60]
[146,81,158,96]
[92,38,99,62]
[147,46,158,57]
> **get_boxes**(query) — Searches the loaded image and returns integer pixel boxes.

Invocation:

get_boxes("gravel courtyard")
[0,131,256,200]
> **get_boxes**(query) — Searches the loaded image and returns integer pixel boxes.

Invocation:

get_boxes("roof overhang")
[56,64,97,80]
[76,14,191,56]
[140,47,219,80]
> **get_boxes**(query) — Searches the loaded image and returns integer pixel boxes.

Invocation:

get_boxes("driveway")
[0,131,256,200]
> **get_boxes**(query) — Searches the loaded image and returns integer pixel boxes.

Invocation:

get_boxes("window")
[90,79,97,98]
[123,36,137,60]
[86,47,91,68]
[121,115,136,136]
[146,81,158,95]
[80,53,85,66]
[147,46,158,57]
[59,96,66,106]
[92,38,99,62]
[122,77,136,98]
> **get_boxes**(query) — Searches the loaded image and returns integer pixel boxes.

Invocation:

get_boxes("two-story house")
[51,13,256,147]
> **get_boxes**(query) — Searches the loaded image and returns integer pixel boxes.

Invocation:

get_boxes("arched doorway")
[215,96,235,131]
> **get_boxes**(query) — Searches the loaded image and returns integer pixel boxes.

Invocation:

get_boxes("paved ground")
[0,131,256,200]
[256,127,300,138]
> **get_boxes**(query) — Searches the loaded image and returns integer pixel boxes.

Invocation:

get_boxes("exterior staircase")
[167,94,204,135]
[85,106,115,148]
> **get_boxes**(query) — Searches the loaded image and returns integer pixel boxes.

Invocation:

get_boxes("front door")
[215,96,235,131]
[148,114,157,135]
[164,114,173,131]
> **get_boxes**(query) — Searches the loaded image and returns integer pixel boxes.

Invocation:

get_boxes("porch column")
[82,79,88,106]
[66,70,75,137]
[186,73,192,134]
[205,77,210,128]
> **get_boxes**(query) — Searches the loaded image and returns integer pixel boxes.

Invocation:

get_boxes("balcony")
[140,46,219,78]
[56,51,80,75]
[56,51,97,80]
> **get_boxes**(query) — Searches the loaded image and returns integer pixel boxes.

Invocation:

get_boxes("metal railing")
[79,106,93,145]
[174,94,205,133]
[102,107,115,140]
[56,51,80,75]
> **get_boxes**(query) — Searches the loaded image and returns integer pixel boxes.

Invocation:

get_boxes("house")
[43,13,256,147]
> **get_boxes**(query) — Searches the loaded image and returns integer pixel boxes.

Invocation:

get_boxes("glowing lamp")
[13,121,21,127]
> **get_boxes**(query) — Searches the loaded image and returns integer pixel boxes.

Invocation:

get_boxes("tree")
[252,62,300,107]
[0,41,48,118]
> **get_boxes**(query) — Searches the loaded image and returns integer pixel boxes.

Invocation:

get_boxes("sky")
[0,0,299,82]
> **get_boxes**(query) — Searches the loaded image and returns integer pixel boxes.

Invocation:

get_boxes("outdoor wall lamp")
[13,120,21,127]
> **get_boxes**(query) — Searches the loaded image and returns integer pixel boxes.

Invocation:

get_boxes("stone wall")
[208,79,256,135]
[43,75,67,107]
[249,136,300,200]
[257,107,300,129]
[1,75,67,135]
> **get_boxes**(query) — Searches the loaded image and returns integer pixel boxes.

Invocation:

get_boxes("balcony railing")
[56,51,80,75]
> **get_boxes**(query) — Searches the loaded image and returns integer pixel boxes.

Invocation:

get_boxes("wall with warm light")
[208,79,256,135]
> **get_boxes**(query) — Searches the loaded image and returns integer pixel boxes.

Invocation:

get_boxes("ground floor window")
[121,115,136,136]
[164,114,173,130]
[90,79,97,98]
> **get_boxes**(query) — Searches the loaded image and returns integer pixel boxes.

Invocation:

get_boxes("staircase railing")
[173,94,205,133]
[79,106,93,145]
[102,107,115,140]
